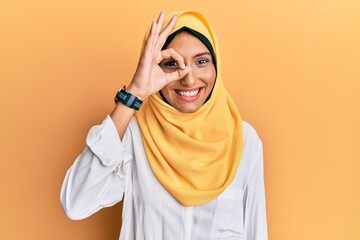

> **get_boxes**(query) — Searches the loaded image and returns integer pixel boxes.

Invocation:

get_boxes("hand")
[127,12,190,100]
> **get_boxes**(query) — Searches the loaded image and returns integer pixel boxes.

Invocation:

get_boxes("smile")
[175,88,201,97]
[173,87,204,102]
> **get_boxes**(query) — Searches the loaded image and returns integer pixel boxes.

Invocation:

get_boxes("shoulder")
[241,120,262,149]
[238,120,263,174]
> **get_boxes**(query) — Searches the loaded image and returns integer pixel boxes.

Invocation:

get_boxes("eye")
[162,60,179,68]
[195,59,209,66]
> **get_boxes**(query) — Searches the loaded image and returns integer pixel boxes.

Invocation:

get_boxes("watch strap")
[114,87,143,111]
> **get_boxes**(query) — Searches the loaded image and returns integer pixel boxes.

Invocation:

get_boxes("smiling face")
[159,31,216,113]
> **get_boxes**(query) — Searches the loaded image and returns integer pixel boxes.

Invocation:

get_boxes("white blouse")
[60,116,268,240]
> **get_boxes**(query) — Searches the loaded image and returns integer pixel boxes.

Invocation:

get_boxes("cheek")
[203,69,216,86]
[160,85,173,99]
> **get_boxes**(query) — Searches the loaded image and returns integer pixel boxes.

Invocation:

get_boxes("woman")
[61,10,268,240]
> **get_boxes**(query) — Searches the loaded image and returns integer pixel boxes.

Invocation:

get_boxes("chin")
[161,91,207,113]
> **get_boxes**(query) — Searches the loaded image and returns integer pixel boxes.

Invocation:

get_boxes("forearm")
[110,12,189,139]
[110,101,136,140]
[110,85,146,140]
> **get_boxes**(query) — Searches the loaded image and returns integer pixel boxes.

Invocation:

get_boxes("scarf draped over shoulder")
[136,10,243,206]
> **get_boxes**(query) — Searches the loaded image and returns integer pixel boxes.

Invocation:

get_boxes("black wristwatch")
[114,86,143,111]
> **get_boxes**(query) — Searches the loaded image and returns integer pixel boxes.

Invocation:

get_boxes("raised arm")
[110,11,190,139]
[61,11,190,220]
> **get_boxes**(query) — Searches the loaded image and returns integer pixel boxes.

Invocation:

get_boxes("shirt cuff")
[86,115,125,166]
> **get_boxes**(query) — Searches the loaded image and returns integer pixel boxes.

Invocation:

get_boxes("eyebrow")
[193,52,211,58]
[162,52,212,62]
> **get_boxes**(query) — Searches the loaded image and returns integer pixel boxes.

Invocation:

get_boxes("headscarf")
[136,10,243,206]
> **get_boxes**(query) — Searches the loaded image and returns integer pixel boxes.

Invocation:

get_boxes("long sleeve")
[60,116,132,220]
[244,140,268,240]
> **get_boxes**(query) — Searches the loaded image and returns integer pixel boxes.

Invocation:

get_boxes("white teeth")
[176,89,200,97]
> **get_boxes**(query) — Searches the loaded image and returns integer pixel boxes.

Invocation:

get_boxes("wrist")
[114,85,143,111]
[126,84,147,101]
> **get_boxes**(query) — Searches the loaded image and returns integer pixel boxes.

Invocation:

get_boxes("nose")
[180,69,195,87]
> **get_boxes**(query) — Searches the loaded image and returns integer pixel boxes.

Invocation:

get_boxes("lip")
[173,87,204,102]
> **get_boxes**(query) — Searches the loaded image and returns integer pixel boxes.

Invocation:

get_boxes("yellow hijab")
[136,10,243,206]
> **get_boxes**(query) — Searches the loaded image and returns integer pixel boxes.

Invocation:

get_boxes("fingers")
[161,48,186,69]
[165,67,191,83]
[155,11,166,37]
[142,12,177,60]
[142,20,157,55]
[160,47,190,84]
[153,15,177,53]
[160,15,177,38]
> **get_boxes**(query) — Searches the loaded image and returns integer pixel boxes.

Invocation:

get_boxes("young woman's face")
[160,31,216,113]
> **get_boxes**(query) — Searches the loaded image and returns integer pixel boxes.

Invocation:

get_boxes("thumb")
[165,67,191,83]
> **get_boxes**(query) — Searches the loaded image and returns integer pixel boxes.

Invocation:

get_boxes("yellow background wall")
[1,0,359,239]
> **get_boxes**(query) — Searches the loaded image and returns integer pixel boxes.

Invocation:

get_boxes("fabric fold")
[136,10,243,206]
[86,115,126,167]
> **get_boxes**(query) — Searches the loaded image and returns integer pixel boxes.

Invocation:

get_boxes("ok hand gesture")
[127,12,190,100]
